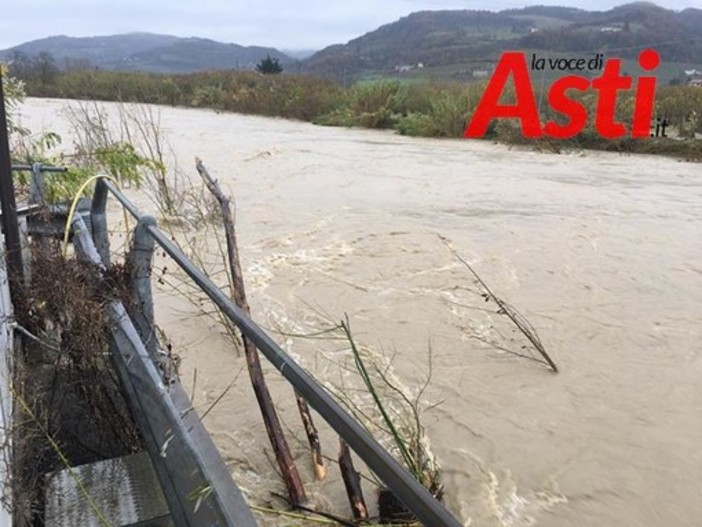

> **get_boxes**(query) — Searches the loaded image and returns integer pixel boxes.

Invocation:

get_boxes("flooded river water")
[19,98,702,526]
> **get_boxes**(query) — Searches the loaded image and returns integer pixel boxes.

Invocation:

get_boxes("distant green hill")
[303,2,702,82]
[0,33,294,73]
[520,3,702,62]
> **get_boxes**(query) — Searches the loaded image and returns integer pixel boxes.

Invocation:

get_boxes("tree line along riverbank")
[14,67,702,161]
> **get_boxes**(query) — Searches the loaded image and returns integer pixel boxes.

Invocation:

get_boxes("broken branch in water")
[296,391,326,480]
[338,438,369,521]
[195,157,308,506]
[438,234,559,373]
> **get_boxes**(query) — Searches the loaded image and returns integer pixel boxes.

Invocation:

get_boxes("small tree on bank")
[256,54,283,75]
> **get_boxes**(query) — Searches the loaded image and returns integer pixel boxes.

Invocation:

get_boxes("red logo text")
[464,49,660,140]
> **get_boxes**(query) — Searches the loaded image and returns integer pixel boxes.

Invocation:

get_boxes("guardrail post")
[129,216,157,357]
[29,162,45,206]
[90,178,110,267]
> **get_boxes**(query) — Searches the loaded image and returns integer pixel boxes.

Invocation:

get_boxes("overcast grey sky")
[2,0,699,51]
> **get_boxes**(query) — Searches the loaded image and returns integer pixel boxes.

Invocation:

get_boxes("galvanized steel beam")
[72,214,257,527]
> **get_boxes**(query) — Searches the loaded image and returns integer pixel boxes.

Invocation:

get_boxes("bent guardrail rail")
[71,213,257,527]
[90,178,464,527]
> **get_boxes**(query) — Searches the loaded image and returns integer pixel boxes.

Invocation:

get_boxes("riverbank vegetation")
[10,62,702,161]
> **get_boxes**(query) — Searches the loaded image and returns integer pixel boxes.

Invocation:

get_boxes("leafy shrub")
[395,112,438,136]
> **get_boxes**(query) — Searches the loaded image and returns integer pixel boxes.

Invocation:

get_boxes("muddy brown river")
[19,98,702,526]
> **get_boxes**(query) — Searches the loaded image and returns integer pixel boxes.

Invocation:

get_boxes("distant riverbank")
[19,68,702,161]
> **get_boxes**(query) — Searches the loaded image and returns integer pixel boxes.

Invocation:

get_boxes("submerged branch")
[438,234,559,373]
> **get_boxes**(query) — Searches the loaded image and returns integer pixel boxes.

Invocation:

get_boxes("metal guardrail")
[10,164,67,172]
[90,178,464,527]
[72,212,257,527]
[11,163,68,206]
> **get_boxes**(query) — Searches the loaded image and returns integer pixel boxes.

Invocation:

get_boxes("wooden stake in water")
[195,157,308,506]
[296,392,325,480]
[339,438,368,521]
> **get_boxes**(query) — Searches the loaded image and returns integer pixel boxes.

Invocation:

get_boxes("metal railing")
[90,178,464,527]
[71,212,257,527]
[11,163,68,206]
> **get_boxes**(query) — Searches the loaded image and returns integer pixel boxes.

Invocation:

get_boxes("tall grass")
[33,69,344,122]
[395,82,487,137]
[314,80,408,128]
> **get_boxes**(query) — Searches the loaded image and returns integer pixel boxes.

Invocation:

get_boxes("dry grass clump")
[8,240,141,526]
